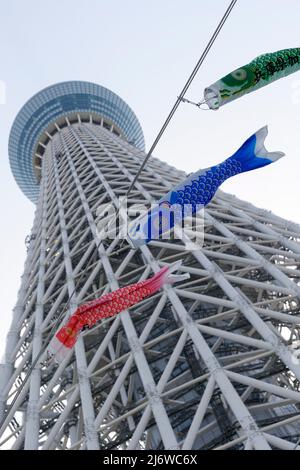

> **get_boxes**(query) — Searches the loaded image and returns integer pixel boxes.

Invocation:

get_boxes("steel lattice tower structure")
[1,80,300,450]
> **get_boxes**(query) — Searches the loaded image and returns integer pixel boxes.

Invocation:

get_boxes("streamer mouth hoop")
[203,87,220,110]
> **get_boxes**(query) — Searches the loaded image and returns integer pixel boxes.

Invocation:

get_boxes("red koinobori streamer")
[47,261,189,363]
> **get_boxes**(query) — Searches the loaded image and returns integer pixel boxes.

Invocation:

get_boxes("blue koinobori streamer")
[127,126,284,249]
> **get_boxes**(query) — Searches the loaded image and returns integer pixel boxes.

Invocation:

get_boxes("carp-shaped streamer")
[204,48,300,109]
[127,126,284,248]
[48,261,189,363]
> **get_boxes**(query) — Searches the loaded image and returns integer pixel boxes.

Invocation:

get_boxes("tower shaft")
[1,85,300,450]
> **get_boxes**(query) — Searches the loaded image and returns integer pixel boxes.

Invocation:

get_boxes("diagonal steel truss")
[1,117,300,450]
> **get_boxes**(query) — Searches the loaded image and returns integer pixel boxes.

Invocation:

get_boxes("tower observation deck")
[1,81,300,450]
[9,81,145,203]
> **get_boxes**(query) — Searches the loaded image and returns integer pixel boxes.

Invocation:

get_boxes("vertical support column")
[0,189,43,422]
[24,154,49,449]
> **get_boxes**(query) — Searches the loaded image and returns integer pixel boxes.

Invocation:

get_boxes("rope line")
[124,0,238,199]
[106,0,238,231]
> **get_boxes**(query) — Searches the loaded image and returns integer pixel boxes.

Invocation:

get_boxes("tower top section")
[9,81,145,202]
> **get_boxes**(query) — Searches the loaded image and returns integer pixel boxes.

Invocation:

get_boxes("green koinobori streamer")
[204,47,300,109]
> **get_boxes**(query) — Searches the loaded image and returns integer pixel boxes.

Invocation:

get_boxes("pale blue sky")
[1,0,300,358]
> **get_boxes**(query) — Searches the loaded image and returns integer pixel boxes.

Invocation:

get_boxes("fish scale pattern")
[174,158,242,211]
[251,48,300,82]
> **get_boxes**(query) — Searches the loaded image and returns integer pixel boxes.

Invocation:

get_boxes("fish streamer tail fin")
[229,125,285,173]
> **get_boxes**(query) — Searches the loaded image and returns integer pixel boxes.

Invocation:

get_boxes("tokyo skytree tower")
[0,81,300,450]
